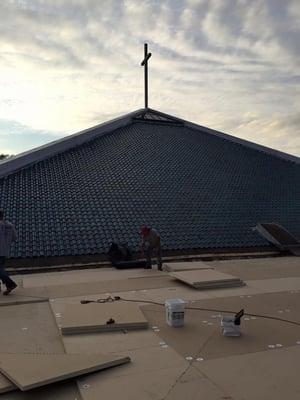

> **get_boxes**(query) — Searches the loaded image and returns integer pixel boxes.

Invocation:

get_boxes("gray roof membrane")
[0,109,299,258]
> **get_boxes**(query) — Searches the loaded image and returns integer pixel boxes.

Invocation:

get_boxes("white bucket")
[165,299,185,327]
[221,316,241,337]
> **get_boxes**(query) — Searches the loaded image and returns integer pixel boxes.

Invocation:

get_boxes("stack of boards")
[0,353,130,392]
[61,301,149,335]
[170,269,245,289]
[163,261,214,272]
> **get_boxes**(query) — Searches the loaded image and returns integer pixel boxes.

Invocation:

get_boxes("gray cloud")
[0,0,299,156]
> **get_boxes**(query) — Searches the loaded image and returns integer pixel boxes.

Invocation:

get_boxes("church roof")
[0,108,299,259]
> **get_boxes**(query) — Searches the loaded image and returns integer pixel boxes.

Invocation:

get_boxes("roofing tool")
[221,309,244,337]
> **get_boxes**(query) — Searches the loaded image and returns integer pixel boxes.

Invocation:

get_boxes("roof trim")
[0,108,145,178]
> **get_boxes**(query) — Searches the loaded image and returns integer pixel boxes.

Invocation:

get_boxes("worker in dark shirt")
[140,226,162,270]
[0,209,18,295]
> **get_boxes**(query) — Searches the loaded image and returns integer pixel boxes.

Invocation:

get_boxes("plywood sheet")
[0,302,64,354]
[61,302,148,335]
[18,275,177,299]
[141,290,300,360]
[22,268,167,288]
[194,346,300,400]
[0,380,81,400]
[0,353,130,391]
[79,365,226,400]
[0,296,48,307]
[163,261,213,272]
[210,256,300,281]
[0,373,15,394]
[247,277,300,293]
[78,346,228,400]
[171,270,244,289]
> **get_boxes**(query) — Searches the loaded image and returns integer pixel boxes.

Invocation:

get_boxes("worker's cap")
[141,225,150,236]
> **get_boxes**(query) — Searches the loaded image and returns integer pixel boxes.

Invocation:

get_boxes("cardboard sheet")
[61,301,148,335]
[0,353,130,391]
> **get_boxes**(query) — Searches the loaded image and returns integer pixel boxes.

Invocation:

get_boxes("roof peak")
[0,107,299,178]
[133,108,184,125]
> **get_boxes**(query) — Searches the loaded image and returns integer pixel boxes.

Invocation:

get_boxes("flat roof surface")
[1,256,300,399]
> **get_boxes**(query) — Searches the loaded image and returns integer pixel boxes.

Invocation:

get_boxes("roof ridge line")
[147,108,300,164]
[0,108,146,178]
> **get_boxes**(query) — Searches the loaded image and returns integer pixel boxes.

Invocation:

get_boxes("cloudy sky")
[0,0,299,156]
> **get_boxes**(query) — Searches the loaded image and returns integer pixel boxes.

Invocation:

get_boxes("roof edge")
[147,108,300,164]
[0,108,146,178]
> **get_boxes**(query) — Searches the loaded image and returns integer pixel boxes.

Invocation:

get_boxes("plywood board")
[171,270,244,289]
[61,302,148,335]
[0,353,130,391]
[78,346,227,400]
[0,373,15,394]
[247,277,300,293]
[22,268,167,288]
[79,365,226,400]
[0,302,64,354]
[18,275,177,300]
[141,290,300,360]
[63,330,161,355]
[0,380,81,400]
[210,256,300,281]
[163,261,213,272]
[0,296,48,307]
[194,346,300,400]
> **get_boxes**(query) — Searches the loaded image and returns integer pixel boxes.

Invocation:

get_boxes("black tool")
[234,309,244,325]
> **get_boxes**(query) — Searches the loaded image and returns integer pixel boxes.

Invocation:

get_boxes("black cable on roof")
[80,296,300,327]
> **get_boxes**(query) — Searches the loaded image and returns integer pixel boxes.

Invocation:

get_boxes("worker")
[0,209,18,295]
[140,225,162,270]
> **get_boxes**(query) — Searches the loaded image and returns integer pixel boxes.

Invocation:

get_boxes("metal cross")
[141,43,152,108]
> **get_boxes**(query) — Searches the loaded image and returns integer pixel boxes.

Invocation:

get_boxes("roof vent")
[133,110,184,125]
[255,223,300,256]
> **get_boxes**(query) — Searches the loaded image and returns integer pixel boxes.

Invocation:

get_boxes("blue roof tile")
[0,111,299,258]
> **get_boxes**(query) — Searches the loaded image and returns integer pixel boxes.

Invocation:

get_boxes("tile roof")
[0,109,299,258]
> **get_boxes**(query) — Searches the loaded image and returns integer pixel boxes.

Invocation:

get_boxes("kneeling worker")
[140,226,162,270]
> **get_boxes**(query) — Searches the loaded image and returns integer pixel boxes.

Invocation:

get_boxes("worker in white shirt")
[0,210,17,295]
[140,225,162,270]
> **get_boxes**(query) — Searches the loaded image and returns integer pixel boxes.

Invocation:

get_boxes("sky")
[0,0,299,156]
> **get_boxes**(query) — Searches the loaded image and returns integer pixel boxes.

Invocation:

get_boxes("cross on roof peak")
[141,43,152,108]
